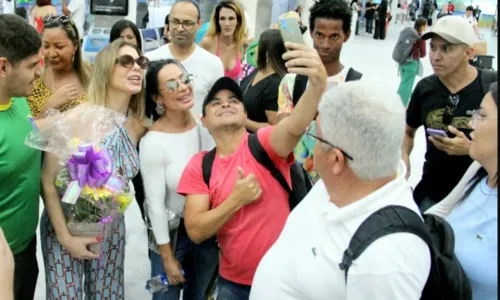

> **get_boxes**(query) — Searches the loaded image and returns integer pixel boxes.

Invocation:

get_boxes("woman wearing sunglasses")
[40,39,149,299]
[141,59,219,300]
[426,82,498,300]
[27,14,91,118]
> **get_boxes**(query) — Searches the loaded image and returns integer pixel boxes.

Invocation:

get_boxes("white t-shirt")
[250,161,431,300]
[463,14,478,26]
[67,0,85,38]
[139,120,215,245]
[146,44,224,116]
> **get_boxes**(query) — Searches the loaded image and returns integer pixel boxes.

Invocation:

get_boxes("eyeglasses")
[305,132,354,161]
[169,19,197,30]
[471,110,497,129]
[160,73,194,93]
[43,14,70,25]
[443,95,460,125]
[115,55,150,70]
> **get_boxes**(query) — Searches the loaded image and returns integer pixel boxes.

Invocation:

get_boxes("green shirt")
[0,97,41,254]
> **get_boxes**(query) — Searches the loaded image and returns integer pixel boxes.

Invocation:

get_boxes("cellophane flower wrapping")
[25,103,135,254]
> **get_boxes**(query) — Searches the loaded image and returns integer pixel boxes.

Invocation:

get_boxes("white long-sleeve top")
[140,121,215,245]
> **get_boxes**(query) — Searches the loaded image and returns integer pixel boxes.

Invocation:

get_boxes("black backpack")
[202,134,312,211]
[338,205,472,300]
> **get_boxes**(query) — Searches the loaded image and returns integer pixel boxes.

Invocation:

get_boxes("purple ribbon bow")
[66,144,113,188]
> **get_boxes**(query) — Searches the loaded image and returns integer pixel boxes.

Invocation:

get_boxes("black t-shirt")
[406,70,488,203]
[240,70,281,125]
[365,2,376,18]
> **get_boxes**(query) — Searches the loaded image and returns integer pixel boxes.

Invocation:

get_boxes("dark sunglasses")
[43,14,70,25]
[115,55,150,70]
[442,95,459,125]
[160,73,194,93]
[305,132,354,161]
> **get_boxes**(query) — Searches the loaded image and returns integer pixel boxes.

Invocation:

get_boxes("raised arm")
[41,153,99,260]
[270,42,327,158]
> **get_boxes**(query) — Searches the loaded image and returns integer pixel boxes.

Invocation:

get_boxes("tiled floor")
[32,8,498,300]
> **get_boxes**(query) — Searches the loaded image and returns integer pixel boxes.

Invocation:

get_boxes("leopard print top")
[27,78,87,117]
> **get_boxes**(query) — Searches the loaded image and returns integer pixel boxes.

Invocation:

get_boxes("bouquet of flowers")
[25,103,134,255]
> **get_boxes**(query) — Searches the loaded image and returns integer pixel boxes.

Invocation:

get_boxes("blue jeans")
[149,233,218,300]
[215,276,251,300]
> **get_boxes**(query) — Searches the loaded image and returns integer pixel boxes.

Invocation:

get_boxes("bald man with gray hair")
[251,81,431,300]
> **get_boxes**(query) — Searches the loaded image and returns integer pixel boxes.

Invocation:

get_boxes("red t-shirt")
[177,126,293,285]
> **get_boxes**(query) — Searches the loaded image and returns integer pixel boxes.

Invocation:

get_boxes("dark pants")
[365,17,374,33]
[14,236,38,300]
[149,220,219,300]
[355,19,360,35]
[132,143,146,220]
[373,19,386,40]
[215,276,251,300]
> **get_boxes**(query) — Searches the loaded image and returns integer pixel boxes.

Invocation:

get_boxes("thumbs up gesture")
[230,167,263,206]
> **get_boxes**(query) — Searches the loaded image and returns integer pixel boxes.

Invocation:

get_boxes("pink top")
[177,126,293,285]
[216,36,242,81]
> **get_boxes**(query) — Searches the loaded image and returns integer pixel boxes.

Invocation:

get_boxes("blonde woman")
[40,39,149,299]
[27,15,91,118]
[200,0,246,81]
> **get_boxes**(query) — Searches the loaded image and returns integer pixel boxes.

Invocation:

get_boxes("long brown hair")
[87,39,146,123]
[206,0,247,51]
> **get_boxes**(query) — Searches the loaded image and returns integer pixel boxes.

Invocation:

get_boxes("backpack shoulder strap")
[480,69,497,95]
[201,148,217,187]
[292,75,308,107]
[346,68,363,81]
[247,134,292,194]
[339,205,433,282]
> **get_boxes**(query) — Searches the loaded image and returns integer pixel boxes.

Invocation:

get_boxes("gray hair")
[318,81,406,181]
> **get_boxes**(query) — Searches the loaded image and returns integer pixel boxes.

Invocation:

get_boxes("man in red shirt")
[447,1,455,15]
[177,42,327,299]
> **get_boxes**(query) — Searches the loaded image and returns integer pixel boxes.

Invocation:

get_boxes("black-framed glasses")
[43,14,70,25]
[305,132,354,161]
[169,19,197,30]
[160,73,194,93]
[115,55,150,70]
[443,95,460,125]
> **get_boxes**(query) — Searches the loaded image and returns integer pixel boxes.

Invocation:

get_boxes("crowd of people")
[0,0,497,300]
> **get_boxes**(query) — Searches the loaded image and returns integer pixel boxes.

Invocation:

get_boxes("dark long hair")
[257,29,287,77]
[145,59,189,121]
[459,82,498,202]
[43,15,91,90]
[110,20,142,52]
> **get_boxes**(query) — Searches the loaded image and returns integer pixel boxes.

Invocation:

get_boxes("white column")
[244,0,258,38]
[125,0,137,23]
[301,0,315,47]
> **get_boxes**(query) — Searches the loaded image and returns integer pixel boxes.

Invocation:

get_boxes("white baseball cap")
[421,16,477,47]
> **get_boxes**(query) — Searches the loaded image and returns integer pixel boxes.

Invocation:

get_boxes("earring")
[155,102,165,115]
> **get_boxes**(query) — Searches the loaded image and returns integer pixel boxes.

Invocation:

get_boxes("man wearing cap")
[403,16,497,211]
[177,42,327,299]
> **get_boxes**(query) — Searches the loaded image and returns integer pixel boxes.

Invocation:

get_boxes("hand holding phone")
[426,128,448,137]
[277,16,306,46]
